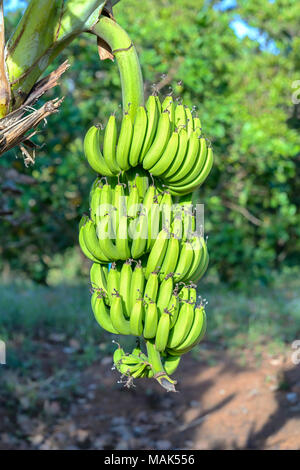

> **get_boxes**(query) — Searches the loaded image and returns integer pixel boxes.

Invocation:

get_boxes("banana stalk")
[146,339,177,392]
[90,16,144,120]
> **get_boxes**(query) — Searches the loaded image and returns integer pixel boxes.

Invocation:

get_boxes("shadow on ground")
[1,334,299,450]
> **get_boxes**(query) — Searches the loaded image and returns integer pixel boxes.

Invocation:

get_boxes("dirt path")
[1,345,299,450]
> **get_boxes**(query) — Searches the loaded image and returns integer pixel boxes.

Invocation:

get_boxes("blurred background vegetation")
[0,0,299,354]
[1,0,299,286]
[1,3,300,451]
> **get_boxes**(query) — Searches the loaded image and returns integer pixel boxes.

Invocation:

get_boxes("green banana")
[129,106,148,167]
[167,301,195,349]
[120,355,143,365]
[193,116,202,132]
[130,363,149,379]
[188,283,197,304]
[103,114,120,174]
[171,305,206,353]
[142,184,156,249]
[139,94,159,161]
[117,361,143,377]
[90,184,102,223]
[102,264,109,281]
[113,182,127,231]
[97,215,120,261]
[181,236,204,282]
[163,354,181,375]
[130,298,144,336]
[159,235,179,282]
[133,171,150,200]
[84,125,114,176]
[131,347,149,362]
[182,206,195,242]
[142,110,171,170]
[119,260,133,317]
[155,94,162,114]
[178,284,190,302]
[168,291,180,328]
[144,270,159,303]
[131,211,148,259]
[165,131,199,183]
[149,131,179,177]
[142,183,156,210]
[117,359,148,379]
[166,147,213,195]
[116,112,133,171]
[174,103,186,129]
[130,260,145,311]
[159,191,173,232]
[92,291,119,334]
[127,183,140,218]
[190,238,209,283]
[157,275,174,316]
[172,212,183,240]
[99,181,113,221]
[90,262,108,294]
[162,128,188,179]
[110,290,131,335]
[143,301,158,339]
[155,309,171,352]
[89,177,101,205]
[116,215,131,260]
[161,95,175,130]
[82,219,110,263]
[147,200,160,251]
[113,344,125,366]
[140,366,154,378]
[184,106,194,137]
[168,137,207,187]
[79,216,100,263]
[107,262,120,304]
[173,240,194,282]
[145,228,169,279]
[125,167,149,198]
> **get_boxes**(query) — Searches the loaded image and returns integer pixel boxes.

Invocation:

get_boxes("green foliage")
[0,0,299,283]
[0,270,299,364]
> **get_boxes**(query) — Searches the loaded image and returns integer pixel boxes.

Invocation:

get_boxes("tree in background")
[0,0,299,284]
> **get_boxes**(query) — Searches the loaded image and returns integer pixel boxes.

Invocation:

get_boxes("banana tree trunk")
[4,0,120,115]
[0,0,145,158]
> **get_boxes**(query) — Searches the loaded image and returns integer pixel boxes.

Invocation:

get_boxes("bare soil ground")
[1,343,299,450]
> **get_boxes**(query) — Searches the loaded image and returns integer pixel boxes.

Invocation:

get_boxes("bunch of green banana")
[90,258,206,352]
[82,88,214,392]
[83,94,156,176]
[84,181,209,282]
[84,95,213,197]
[113,344,152,382]
[83,218,209,285]
[112,343,183,382]
[79,6,217,392]
[81,177,207,265]
[109,294,207,384]
[144,225,209,284]
[139,96,213,196]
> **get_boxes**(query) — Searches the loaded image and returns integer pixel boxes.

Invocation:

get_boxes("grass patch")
[0,270,299,376]
[202,270,300,350]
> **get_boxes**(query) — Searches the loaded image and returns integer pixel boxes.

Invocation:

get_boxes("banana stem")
[90,16,144,121]
[146,340,177,392]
